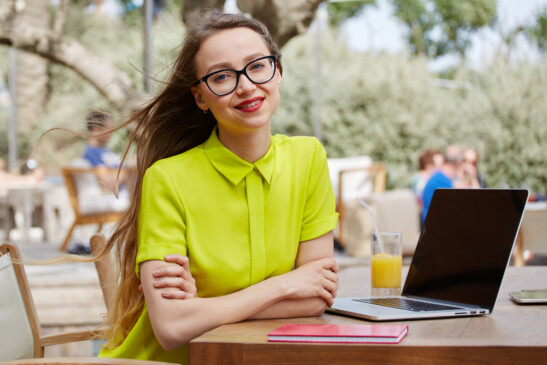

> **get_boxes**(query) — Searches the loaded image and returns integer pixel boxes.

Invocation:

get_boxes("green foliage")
[433,0,497,55]
[391,0,435,56]
[391,0,496,58]
[3,1,546,194]
[525,6,547,53]
[326,0,376,27]
[275,28,547,192]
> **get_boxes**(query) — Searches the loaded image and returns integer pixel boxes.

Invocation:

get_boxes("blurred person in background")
[411,148,443,209]
[421,145,480,225]
[462,147,486,188]
[83,110,120,168]
[81,110,129,195]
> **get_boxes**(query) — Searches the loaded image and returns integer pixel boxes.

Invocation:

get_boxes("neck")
[88,138,103,148]
[217,126,271,163]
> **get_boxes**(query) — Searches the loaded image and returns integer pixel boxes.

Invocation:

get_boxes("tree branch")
[0,0,16,45]
[0,9,141,114]
[52,0,68,40]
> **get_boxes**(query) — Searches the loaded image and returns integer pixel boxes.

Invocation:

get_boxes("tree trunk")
[182,0,226,28]
[13,0,49,155]
[181,0,324,48]
[237,0,323,47]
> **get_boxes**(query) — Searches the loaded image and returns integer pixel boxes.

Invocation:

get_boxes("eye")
[249,60,267,71]
[210,71,234,84]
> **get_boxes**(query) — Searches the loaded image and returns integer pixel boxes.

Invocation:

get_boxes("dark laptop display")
[404,188,528,311]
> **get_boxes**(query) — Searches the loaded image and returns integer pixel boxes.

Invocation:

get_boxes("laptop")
[327,188,529,321]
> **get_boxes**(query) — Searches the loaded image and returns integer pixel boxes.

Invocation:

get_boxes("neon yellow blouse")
[99,129,338,364]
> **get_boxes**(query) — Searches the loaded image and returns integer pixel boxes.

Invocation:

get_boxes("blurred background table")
[514,201,547,266]
[1,181,68,243]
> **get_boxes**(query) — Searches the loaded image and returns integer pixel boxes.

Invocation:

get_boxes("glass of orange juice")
[371,232,402,296]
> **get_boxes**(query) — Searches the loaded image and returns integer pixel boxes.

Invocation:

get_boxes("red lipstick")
[235,97,264,113]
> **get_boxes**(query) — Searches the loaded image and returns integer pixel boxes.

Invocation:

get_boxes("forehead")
[194,27,271,73]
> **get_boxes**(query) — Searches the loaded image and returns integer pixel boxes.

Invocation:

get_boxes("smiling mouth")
[236,99,262,109]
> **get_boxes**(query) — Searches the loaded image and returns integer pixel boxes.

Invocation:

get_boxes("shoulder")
[146,145,207,179]
[272,134,325,157]
[426,171,451,188]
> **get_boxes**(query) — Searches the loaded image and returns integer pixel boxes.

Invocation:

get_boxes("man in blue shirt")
[83,110,120,168]
[421,145,462,224]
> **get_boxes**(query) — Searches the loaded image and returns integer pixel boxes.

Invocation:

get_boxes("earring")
[203,109,208,114]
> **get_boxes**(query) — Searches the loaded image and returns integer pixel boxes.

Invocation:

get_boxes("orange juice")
[371,253,402,289]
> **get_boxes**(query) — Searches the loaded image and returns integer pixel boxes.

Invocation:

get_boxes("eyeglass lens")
[206,57,276,96]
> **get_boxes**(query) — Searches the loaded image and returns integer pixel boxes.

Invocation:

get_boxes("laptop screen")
[403,189,528,309]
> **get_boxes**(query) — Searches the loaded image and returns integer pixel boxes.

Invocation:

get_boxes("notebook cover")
[267,324,408,344]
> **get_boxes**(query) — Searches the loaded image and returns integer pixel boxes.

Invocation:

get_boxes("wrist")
[267,274,292,300]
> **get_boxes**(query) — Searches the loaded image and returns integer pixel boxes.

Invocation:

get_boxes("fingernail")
[165,255,172,260]
[153,270,160,275]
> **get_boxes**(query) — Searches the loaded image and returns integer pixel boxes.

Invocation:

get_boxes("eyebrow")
[205,53,268,74]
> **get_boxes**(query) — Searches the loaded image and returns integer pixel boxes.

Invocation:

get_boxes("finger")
[318,257,338,271]
[153,277,186,290]
[322,276,338,298]
[154,277,197,295]
[319,287,334,307]
[154,263,195,284]
[153,265,185,279]
[179,280,197,295]
[164,254,190,271]
[161,290,194,300]
[322,268,338,283]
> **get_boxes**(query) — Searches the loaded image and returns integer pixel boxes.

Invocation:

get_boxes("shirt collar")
[204,128,274,186]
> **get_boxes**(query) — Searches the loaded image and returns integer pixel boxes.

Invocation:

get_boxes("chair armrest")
[40,329,103,347]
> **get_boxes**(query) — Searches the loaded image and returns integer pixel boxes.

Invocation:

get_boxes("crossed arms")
[139,231,338,350]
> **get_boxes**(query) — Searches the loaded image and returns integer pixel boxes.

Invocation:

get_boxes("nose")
[235,73,256,94]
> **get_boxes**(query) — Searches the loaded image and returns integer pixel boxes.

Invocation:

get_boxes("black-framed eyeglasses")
[193,55,277,96]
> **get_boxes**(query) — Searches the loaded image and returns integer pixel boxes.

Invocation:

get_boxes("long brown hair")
[102,10,282,347]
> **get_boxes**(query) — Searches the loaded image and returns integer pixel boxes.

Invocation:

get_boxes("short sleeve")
[136,164,188,278]
[299,140,339,242]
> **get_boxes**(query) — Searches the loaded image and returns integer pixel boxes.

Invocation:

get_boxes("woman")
[99,10,339,364]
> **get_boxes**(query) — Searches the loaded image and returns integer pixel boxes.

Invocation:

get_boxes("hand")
[277,257,338,307]
[140,254,197,300]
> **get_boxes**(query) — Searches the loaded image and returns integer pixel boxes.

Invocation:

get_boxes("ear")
[191,86,208,112]
[274,70,282,92]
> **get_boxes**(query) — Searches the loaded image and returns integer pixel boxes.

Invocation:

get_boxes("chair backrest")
[89,234,117,312]
[62,167,129,216]
[0,243,178,365]
[0,244,43,360]
[327,157,386,203]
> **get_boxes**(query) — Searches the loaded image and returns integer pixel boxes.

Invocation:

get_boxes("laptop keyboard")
[354,297,461,312]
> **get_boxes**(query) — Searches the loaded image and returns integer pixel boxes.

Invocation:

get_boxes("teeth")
[239,100,261,109]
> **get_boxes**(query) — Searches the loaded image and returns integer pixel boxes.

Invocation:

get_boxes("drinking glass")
[371,232,402,296]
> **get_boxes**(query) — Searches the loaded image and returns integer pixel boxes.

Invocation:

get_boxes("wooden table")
[189,266,547,364]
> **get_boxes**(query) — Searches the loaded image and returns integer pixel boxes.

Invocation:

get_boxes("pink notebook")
[267,323,408,344]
